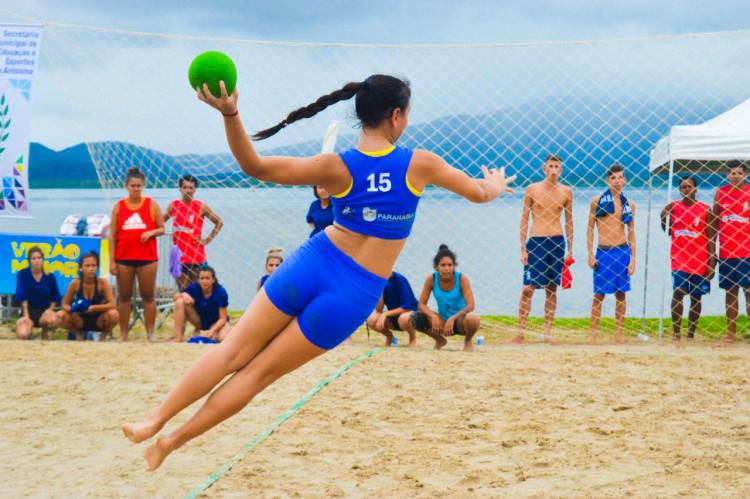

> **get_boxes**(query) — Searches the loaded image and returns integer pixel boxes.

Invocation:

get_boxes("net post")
[657,159,675,341]
[641,172,654,336]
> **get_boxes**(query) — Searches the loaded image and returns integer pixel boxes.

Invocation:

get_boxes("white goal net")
[28,22,750,340]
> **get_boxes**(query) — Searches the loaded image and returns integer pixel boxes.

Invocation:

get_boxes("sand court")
[3,337,750,497]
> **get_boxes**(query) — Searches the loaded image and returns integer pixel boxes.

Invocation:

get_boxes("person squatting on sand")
[513,154,573,343]
[59,251,119,341]
[587,163,636,342]
[412,244,481,351]
[366,270,420,347]
[171,266,231,342]
[109,167,165,341]
[14,246,62,340]
[163,174,224,290]
[122,73,514,470]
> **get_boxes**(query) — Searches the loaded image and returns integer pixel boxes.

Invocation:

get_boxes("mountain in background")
[28,95,733,188]
[29,143,101,188]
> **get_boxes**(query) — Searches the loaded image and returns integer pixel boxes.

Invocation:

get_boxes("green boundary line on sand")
[184,347,385,499]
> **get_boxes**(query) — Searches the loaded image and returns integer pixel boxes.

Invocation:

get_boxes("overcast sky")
[9,0,750,44]
[3,1,750,152]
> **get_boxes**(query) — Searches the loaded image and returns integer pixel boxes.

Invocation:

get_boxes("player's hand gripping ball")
[188,51,237,98]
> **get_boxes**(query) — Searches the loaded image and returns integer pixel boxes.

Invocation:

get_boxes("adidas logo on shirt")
[123,213,147,230]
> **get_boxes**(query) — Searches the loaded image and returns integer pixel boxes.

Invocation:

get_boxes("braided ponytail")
[251,75,410,141]
[252,81,365,140]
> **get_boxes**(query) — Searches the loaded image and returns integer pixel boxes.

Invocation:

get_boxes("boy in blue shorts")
[588,163,636,342]
[514,154,574,342]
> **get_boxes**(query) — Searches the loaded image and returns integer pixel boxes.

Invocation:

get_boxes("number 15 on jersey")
[367,172,391,192]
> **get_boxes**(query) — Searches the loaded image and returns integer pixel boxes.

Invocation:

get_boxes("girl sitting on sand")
[172,266,231,342]
[411,244,481,351]
[14,246,63,340]
[59,251,119,341]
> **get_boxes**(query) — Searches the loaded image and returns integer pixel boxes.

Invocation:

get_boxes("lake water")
[0,187,723,320]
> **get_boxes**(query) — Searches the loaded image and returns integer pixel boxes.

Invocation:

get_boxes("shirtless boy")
[514,154,573,342]
[588,163,636,342]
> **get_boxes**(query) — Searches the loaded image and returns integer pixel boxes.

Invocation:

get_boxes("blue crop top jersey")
[331,145,422,240]
[432,271,467,321]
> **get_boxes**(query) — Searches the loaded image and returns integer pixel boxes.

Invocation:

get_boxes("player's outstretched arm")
[409,149,515,203]
[197,82,347,189]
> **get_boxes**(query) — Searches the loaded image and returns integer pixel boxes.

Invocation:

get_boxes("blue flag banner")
[0,232,103,295]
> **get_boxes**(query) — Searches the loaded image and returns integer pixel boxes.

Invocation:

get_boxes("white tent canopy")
[649,98,750,173]
[645,97,750,340]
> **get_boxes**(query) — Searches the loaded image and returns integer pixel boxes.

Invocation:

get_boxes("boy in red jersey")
[164,175,224,290]
[661,176,717,341]
[714,160,750,342]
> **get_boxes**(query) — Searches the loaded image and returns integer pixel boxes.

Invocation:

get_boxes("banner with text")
[0,24,42,216]
[0,233,105,296]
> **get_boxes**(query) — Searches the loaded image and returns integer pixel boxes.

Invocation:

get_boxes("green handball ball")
[188,51,237,98]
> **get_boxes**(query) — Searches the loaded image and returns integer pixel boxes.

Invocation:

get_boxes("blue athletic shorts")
[672,271,710,297]
[523,235,565,288]
[593,245,631,295]
[264,232,387,349]
[718,258,750,289]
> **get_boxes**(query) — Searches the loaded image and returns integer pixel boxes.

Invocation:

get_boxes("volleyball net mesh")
[32,23,750,340]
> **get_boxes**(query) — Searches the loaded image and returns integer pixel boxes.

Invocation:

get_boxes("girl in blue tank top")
[124,74,516,470]
[415,245,481,351]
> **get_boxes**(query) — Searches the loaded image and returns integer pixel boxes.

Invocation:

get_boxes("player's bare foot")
[122,420,161,444]
[408,339,417,348]
[383,332,393,347]
[589,333,599,343]
[434,335,447,350]
[614,334,625,343]
[539,333,557,344]
[463,341,475,352]
[721,334,736,344]
[145,437,172,471]
[119,335,129,342]
[509,334,525,344]
[671,334,685,348]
